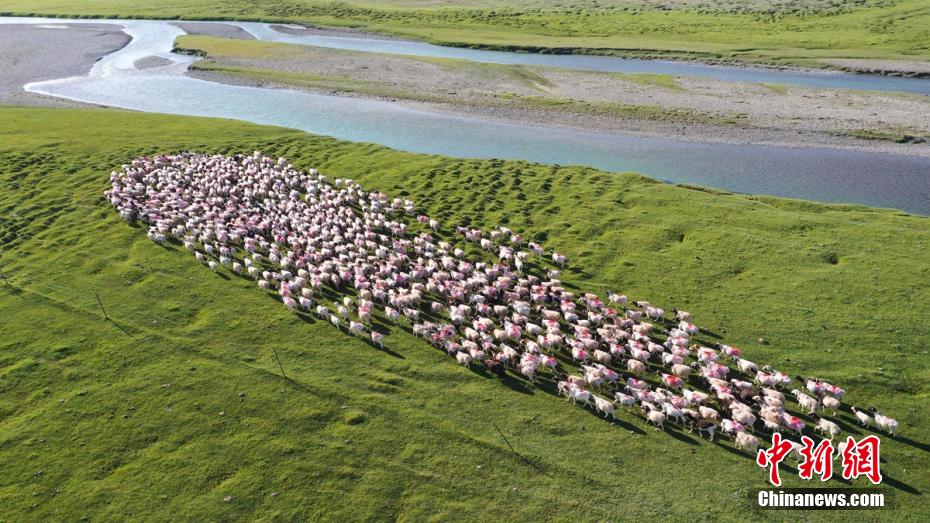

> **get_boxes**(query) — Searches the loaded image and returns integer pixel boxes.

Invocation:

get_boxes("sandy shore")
[0,24,129,108]
[184,39,930,158]
[268,24,406,41]
[134,56,174,70]
[819,59,930,77]
[171,22,254,40]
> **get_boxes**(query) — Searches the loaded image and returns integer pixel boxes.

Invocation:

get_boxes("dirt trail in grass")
[179,36,930,157]
[0,24,129,107]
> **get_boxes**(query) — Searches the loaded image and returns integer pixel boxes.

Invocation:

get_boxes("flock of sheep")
[105,151,900,458]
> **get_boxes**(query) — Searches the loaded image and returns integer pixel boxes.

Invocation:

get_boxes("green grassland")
[1,106,928,520]
[2,0,930,67]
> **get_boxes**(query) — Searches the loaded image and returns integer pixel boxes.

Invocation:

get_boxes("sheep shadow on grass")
[695,329,724,340]
[709,438,770,463]
[662,424,702,446]
[364,337,405,359]
[471,366,535,395]
[882,474,922,495]
[827,413,864,436]
[293,311,317,325]
[369,319,393,336]
[890,434,930,454]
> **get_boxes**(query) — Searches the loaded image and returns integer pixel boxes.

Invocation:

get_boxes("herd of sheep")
[105,151,900,459]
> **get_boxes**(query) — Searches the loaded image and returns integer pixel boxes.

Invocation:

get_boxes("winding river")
[238,22,930,96]
[5,17,930,214]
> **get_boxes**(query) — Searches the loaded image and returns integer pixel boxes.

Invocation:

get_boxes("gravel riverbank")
[0,24,129,108]
[181,37,930,158]
[171,22,254,40]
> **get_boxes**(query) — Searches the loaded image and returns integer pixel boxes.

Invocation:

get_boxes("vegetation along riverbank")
[2,0,930,72]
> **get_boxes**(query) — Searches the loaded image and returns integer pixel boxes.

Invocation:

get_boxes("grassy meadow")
[0,106,928,520]
[2,0,930,66]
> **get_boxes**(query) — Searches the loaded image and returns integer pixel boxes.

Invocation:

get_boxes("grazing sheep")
[658,373,684,390]
[456,351,473,366]
[349,321,365,336]
[718,344,741,360]
[791,389,820,414]
[815,418,842,441]
[107,152,895,457]
[822,396,841,415]
[568,386,593,407]
[642,404,666,431]
[731,408,756,431]
[690,418,716,440]
[835,438,850,460]
[594,396,616,419]
[872,409,899,437]
[735,357,759,375]
[663,402,685,425]
[671,363,692,379]
[781,414,806,435]
[626,359,646,376]
[721,419,744,437]
[851,406,872,427]
[698,406,720,422]
[734,432,759,453]
[613,392,637,410]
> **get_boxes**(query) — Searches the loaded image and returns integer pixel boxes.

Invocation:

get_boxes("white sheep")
[642,404,666,431]
[735,432,759,453]
[455,351,472,366]
[851,407,872,427]
[822,396,841,415]
[791,389,820,414]
[593,396,616,420]
[613,392,637,410]
[349,321,365,336]
[814,418,841,440]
